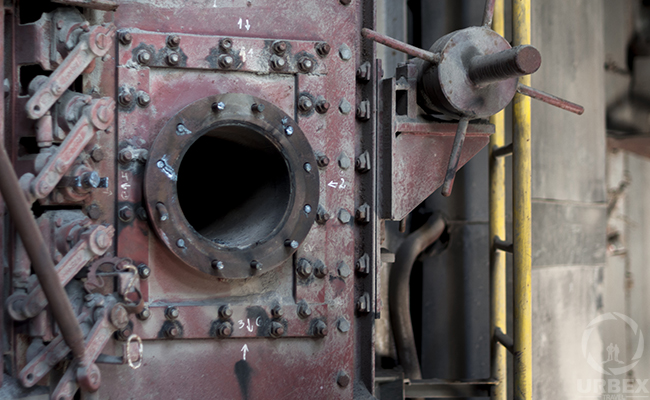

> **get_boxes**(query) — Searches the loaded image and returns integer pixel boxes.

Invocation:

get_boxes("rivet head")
[212,102,225,112]
[304,163,312,173]
[251,260,263,271]
[285,239,299,249]
[176,238,185,248]
[304,204,312,214]
[337,371,351,387]
[284,126,294,136]
[251,103,265,113]
[212,260,224,270]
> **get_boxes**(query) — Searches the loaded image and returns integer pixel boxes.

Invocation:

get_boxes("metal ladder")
[489,0,532,399]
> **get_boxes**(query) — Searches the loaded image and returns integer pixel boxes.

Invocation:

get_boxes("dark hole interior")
[177,124,292,248]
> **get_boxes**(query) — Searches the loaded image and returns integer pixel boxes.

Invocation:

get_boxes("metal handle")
[441,118,470,197]
[517,83,585,115]
[361,28,441,64]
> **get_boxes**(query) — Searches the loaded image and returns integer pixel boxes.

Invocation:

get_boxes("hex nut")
[218,54,234,69]
[167,34,181,48]
[219,38,233,52]
[167,52,180,66]
[298,57,314,73]
[164,324,179,338]
[119,206,134,222]
[137,50,151,65]
[314,320,328,337]
[296,258,313,278]
[313,259,328,278]
[137,308,151,320]
[165,306,179,320]
[338,208,352,224]
[136,91,151,107]
[337,261,351,278]
[337,317,351,333]
[118,31,133,45]
[297,302,312,318]
[270,55,286,70]
[315,42,331,57]
[270,321,285,338]
[219,305,233,319]
[272,40,288,55]
[271,305,284,319]
[298,96,314,112]
[138,264,151,279]
[216,322,233,337]
[118,91,133,106]
[315,99,331,114]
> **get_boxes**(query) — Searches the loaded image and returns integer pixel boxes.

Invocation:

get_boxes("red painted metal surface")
[0,1,499,399]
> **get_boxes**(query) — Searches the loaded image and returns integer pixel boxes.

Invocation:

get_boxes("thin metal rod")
[469,45,541,86]
[0,145,86,361]
[513,0,533,397]
[494,238,514,253]
[361,28,441,64]
[492,143,513,158]
[441,118,469,197]
[517,83,584,115]
[389,214,446,382]
[489,2,507,399]
[482,0,497,27]
[494,327,514,354]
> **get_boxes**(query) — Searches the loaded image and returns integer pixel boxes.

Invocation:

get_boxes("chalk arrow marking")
[241,344,249,360]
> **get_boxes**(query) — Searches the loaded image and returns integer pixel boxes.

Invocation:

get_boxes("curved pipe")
[389,213,446,380]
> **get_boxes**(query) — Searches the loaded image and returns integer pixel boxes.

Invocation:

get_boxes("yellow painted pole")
[513,0,532,398]
[489,0,507,398]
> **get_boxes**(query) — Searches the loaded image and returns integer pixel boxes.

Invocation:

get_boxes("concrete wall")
[530,0,607,398]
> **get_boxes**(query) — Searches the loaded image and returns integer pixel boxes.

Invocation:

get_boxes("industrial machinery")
[0,0,581,398]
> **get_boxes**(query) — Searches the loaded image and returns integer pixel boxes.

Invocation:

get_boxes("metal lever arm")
[517,83,584,115]
[21,97,115,203]
[7,224,115,321]
[361,28,441,64]
[25,23,116,119]
[441,118,469,197]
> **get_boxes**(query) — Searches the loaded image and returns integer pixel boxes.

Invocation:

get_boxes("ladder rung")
[492,143,513,158]
[494,238,513,253]
[495,327,514,354]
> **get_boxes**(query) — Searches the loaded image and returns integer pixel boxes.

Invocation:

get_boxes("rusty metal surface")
[0,0,515,398]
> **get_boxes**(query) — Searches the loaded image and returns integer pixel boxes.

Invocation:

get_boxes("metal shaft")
[469,45,541,86]
[482,0,497,27]
[517,83,585,115]
[0,145,86,361]
[361,28,441,64]
[441,118,469,197]
[513,0,533,397]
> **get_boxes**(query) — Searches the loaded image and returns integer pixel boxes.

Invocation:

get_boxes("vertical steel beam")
[0,5,5,387]
[513,0,533,398]
[489,1,507,399]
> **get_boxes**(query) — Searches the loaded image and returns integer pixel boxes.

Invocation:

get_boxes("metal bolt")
[298,96,313,112]
[167,52,180,66]
[337,371,351,387]
[316,206,331,224]
[297,258,313,278]
[356,203,371,224]
[337,317,350,333]
[95,231,110,249]
[251,103,265,113]
[136,207,148,221]
[212,260,224,270]
[118,31,132,45]
[218,305,233,319]
[304,163,312,173]
[338,261,351,278]
[87,204,101,220]
[156,202,169,221]
[270,55,286,71]
[216,322,232,337]
[136,91,151,107]
[167,35,181,48]
[137,50,151,65]
[297,302,312,318]
[138,264,151,279]
[137,308,151,320]
[314,320,328,337]
[298,57,314,73]
[356,100,371,121]
[81,171,100,189]
[284,126,294,136]
[271,305,284,319]
[118,90,133,106]
[272,40,288,55]
[212,102,225,112]
[251,260,263,271]
[219,38,233,52]
[118,149,134,164]
[317,154,330,167]
[314,259,328,278]
[270,321,284,338]
[110,304,130,330]
[285,239,299,249]
[357,61,372,82]
[164,324,179,338]
[315,42,331,57]
[357,293,370,313]
[165,306,180,320]
[338,208,351,224]
[304,204,312,214]
[218,54,234,69]
[339,44,352,60]
[176,238,185,248]
[339,98,352,114]
[315,99,331,114]
[119,206,134,222]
